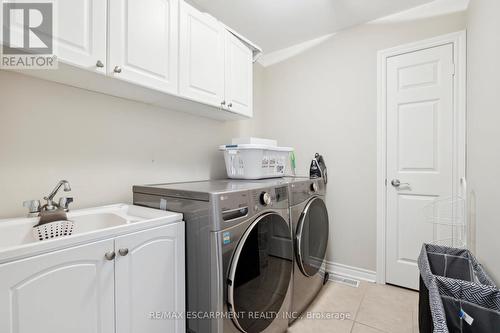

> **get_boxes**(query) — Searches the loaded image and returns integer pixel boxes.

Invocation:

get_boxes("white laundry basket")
[219,144,294,179]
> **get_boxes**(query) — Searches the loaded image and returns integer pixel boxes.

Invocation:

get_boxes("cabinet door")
[225,32,253,117]
[115,222,185,333]
[56,0,107,72]
[179,1,225,108]
[108,0,179,94]
[3,0,107,72]
[0,239,115,333]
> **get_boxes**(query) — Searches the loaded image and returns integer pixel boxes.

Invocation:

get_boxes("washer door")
[296,197,329,277]
[228,213,292,333]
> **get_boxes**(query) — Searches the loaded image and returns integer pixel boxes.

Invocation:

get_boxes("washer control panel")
[251,186,288,211]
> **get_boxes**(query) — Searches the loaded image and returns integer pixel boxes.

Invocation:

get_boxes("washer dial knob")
[311,182,319,192]
[260,192,272,206]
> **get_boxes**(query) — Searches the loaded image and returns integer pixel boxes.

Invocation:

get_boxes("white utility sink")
[0,204,182,264]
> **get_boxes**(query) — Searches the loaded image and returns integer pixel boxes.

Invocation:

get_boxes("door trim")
[376,30,467,285]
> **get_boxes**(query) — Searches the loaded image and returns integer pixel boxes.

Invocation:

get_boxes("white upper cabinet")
[3,0,107,73]
[55,0,107,73]
[12,0,260,120]
[179,1,225,108]
[0,239,115,333]
[225,32,253,117]
[108,0,179,94]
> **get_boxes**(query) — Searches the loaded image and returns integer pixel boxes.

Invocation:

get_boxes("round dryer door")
[296,197,329,277]
[228,213,293,333]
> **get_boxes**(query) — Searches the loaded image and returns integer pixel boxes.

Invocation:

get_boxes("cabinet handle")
[118,248,129,256]
[96,60,104,68]
[228,102,233,108]
[114,66,122,73]
[104,251,116,260]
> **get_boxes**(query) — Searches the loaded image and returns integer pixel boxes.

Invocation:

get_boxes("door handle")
[391,179,410,188]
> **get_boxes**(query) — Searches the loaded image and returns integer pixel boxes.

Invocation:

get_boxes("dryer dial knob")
[311,182,319,192]
[260,192,272,206]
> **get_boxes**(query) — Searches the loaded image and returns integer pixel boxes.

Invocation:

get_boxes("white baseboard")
[325,261,377,283]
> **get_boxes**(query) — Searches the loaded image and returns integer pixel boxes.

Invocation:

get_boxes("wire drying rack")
[423,195,467,248]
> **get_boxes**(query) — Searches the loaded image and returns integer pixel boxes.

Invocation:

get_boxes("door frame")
[376,31,467,284]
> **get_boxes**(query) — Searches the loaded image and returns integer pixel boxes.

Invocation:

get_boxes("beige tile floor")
[288,281,419,333]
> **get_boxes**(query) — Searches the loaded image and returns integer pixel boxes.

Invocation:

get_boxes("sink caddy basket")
[33,220,75,241]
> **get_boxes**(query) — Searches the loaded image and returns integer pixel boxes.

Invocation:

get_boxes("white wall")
[0,4,479,279]
[0,70,260,218]
[254,11,466,271]
[467,0,500,282]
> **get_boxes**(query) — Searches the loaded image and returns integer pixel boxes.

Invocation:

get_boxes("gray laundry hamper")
[418,243,500,333]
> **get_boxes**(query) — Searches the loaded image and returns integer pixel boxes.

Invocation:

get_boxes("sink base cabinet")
[115,223,185,333]
[0,222,185,333]
[0,239,115,333]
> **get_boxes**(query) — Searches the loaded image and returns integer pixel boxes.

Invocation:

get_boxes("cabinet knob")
[228,102,233,108]
[104,251,116,260]
[118,248,129,256]
[114,66,122,73]
[96,60,104,68]
[221,100,226,106]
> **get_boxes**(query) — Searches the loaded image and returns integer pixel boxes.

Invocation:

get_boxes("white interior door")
[108,0,179,94]
[386,43,456,289]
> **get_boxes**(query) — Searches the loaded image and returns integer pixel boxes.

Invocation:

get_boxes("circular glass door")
[296,197,329,277]
[228,213,293,333]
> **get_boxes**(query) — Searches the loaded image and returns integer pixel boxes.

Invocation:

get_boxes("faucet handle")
[58,197,74,211]
[23,200,41,215]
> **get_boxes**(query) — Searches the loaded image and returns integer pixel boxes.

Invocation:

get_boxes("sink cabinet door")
[115,222,185,333]
[0,239,115,333]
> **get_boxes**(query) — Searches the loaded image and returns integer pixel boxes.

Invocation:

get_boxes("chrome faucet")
[23,180,74,216]
[44,180,71,211]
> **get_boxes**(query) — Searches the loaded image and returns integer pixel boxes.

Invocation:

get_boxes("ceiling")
[188,0,436,53]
